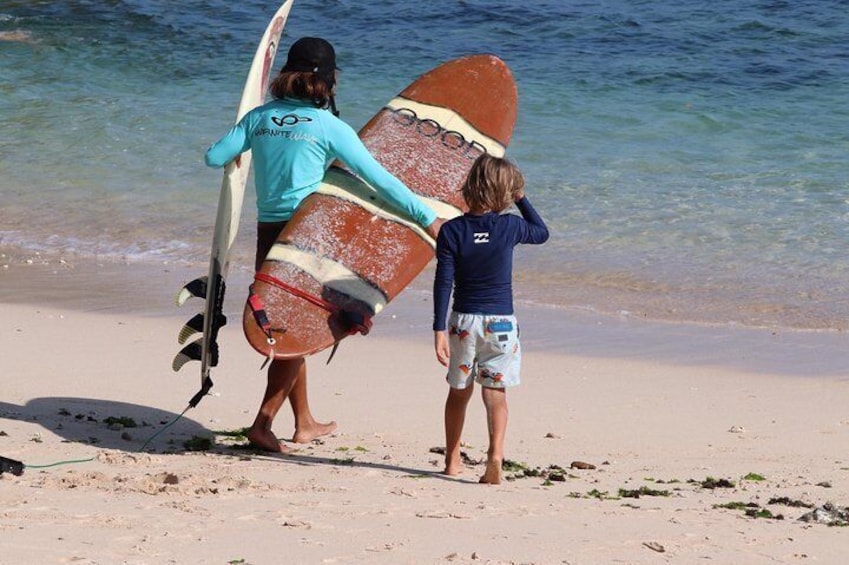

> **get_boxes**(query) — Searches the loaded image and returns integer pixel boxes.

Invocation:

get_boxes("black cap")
[281,37,339,75]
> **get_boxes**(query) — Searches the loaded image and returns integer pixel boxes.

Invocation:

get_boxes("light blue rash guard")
[205,97,437,226]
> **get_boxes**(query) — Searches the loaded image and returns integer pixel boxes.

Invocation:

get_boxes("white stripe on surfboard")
[315,171,462,248]
[265,244,388,315]
[385,97,505,157]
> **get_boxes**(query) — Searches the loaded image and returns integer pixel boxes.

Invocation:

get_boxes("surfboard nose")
[400,54,518,148]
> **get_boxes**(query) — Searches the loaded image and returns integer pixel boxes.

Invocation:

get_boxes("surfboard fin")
[177,313,205,344]
[172,336,222,372]
[326,342,341,365]
[172,339,203,372]
[176,276,208,306]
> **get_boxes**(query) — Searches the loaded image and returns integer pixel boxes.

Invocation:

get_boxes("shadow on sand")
[0,396,462,481]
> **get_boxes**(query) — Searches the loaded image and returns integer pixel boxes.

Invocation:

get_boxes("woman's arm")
[327,118,438,229]
[204,118,251,168]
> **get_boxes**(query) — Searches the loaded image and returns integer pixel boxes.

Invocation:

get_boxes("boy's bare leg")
[247,358,305,453]
[443,385,474,475]
[290,368,337,443]
[480,386,508,484]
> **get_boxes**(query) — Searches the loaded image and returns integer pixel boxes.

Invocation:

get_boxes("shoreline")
[2,255,848,378]
[4,240,849,333]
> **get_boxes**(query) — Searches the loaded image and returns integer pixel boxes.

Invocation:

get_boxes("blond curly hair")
[461,154,524,214]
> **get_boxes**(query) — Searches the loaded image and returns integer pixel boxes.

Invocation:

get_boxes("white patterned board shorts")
[446,312,522,389]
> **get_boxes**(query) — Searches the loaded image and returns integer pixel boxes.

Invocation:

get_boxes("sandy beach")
[2,260,849,564]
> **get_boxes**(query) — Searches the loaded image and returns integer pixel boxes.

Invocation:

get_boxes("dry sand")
[2,261,849,564]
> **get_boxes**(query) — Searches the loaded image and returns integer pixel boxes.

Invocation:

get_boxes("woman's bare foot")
[292,420,337,444]
[247,427,292,454]
[479,459,502,485]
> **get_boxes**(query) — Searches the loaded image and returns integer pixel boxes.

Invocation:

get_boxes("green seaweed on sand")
[745,507,784,520]
[695,476,735,489]
[334,445,368,453]
[502,459,527,473]
[213,427,250,440]
[715,501,784,520]
[715,501,758,511]
[103,416,138,428]
[502,461,569,483]
[768,497,814,508]
[428,446,483,466]
[587,489,615,500]
[619,486,671,498]
[183,435,213,451]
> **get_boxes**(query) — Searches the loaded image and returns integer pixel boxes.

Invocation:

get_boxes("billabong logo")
[474,232,490,243]
[271,114,312,127]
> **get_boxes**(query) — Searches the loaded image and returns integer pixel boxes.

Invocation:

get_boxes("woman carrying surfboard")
[205,37,444,453]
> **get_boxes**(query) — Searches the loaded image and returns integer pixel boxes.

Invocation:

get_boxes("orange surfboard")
[244,54,518,359]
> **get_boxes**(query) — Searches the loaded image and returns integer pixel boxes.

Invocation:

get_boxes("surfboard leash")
[252,272,373,336]
[188,376,214,409]
[0,455,25,476]
[247,282,278,370]
[2,401,197,476]
[251,272,373,366]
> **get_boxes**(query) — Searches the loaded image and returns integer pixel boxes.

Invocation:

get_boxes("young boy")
[433,154,550,484]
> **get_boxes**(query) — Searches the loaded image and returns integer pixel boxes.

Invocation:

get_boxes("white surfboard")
[173,1,294,407]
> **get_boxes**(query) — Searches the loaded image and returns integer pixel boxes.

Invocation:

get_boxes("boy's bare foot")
[443,459,463,476]
[292,420,337,444]
[247,427,292,454]
[479,459,502,485]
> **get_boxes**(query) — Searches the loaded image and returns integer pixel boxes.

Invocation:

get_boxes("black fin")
[177,313,205,344]
[176,276,208,306]
[172,339,203,372]
[326,342,341,365]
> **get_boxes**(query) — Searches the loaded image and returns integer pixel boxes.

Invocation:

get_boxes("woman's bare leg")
[246,358,304,453]
[290,368,337,443]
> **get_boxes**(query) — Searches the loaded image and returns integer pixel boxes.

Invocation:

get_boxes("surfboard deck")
[172,1,294,404]
[243,54,518,360]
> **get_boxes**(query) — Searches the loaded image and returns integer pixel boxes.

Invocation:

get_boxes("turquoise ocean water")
[1,0,848,331]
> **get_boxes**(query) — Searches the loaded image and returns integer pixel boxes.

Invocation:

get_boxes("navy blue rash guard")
[433,196,550,332]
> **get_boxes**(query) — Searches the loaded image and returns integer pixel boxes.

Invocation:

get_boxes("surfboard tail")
[170,1,297,406]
